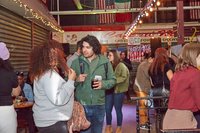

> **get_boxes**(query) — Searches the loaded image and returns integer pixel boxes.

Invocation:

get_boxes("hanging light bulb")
[156,1,161,6]
[150,7,153,12]
[145,12,149,16]
[139,20,143,24]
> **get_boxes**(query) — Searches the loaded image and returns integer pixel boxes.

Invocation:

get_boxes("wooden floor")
[18,100,159,133]
[102,100,158,133]
[18,99,200,133]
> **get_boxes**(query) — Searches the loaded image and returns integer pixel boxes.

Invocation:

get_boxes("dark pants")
[151,87,169,108]
[37,121,68,133]
[194,111,200,128]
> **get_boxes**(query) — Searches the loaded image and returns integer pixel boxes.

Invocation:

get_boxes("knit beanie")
[0,42,10,60]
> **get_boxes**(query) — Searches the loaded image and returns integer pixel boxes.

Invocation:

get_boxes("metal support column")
[57,0,60,25]
[176,0,184,45]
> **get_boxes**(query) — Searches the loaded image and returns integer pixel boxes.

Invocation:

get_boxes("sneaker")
[140,125,150,130]
[146,123,152,127]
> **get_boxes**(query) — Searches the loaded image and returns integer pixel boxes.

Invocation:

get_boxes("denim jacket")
[22,83,34,102]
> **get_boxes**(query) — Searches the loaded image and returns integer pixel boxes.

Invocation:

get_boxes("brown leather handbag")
[67,101,91,131]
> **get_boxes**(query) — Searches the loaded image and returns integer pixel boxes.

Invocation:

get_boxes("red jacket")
[168,66,200,112]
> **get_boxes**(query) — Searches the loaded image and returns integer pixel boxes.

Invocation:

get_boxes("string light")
[145,12,149,16]
[156,1,161,6]
[150,7,153,12]
[11,0,63,33]
[124,0,160,38]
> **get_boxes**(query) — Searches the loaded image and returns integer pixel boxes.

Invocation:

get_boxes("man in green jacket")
[71,35,116,133]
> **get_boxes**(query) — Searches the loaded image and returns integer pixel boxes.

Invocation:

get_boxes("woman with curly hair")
[163,43,200,129]
[29,40,76,133]
[0,42,21,133]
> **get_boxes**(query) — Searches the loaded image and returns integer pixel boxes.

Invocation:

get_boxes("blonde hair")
[176,43,200,71]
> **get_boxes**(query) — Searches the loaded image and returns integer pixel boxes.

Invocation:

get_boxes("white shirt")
[33,70,75,127]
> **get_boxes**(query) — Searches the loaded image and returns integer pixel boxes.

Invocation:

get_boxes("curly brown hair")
[29,40,69,81]
[80,35,101,55]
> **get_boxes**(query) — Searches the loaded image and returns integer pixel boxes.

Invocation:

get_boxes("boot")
[105,125,113,133]
[115,126,122,133]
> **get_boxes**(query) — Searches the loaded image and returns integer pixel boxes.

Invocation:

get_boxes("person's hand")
[68,68,76,81]
[76,74,87,82]
[69,122,74,133]
[93,80,102,90]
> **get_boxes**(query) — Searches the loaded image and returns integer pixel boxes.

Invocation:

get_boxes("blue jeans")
[105,92,125,126]
[81,105,105,133]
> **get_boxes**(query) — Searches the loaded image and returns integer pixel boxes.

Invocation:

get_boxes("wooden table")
[14,101,35,133]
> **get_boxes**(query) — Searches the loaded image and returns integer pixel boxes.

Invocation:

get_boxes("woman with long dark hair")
[29,40,76,133]
[0,42,21,133]
[105,49,129,133]
[149,48,173,97]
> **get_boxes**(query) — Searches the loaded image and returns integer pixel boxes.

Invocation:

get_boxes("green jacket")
[115,62,130,93]
[71,55,116,105]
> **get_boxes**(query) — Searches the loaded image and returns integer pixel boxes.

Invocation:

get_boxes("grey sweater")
[33,70,75,127]
[134,59,152,93]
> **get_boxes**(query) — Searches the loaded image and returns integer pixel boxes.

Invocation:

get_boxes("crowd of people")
[0,35,200,133]
[134,43,200,131]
